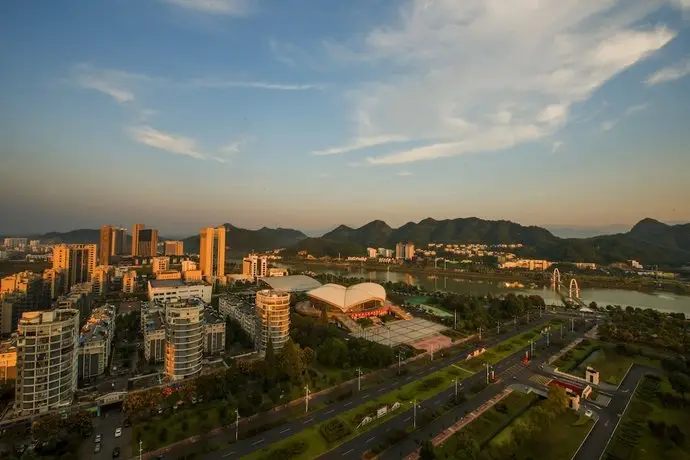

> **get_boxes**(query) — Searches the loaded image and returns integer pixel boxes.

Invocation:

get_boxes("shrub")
[319,418,352,444]
[417,376,444,392]
[158,427,168,442]
[261,440,308,460]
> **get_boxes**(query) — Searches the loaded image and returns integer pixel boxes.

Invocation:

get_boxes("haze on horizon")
[1,1,689,236]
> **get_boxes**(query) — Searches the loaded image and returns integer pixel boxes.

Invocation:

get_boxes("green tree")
[265,336,277,383]
[452,432,479,459]
[280,339,305,381]
[320,306,329,325]
[669,372,690,398]
[545,386,569,414]
[303,347,315,368]
[419,440,436,460]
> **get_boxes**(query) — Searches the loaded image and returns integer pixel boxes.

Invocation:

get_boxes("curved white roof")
[258,275,322,292]
[307,282,386,312]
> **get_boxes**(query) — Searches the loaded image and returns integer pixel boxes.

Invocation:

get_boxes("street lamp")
[357,368,362,391]
[304,385,310,414]
[411,399,418,428]
[235,410,240,441]
[397,352,404,375]
[454,378,459,402]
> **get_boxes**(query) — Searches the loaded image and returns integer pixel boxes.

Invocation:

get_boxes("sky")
[1,0,690,236]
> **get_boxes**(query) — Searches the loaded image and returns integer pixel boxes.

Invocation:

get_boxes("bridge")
[551,268,586,308]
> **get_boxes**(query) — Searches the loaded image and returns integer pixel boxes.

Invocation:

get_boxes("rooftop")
[307,282,386,312]
[80,305,116,344]
[144,309,165,332]
[258,274,322,292]
[203,307,225,325]
[149,279,207,288]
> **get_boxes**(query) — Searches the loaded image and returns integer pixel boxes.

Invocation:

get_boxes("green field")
[604,375,690,460]
[247,322,558,460]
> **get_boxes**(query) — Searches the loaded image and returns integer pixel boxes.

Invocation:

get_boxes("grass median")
[246,321,560,460]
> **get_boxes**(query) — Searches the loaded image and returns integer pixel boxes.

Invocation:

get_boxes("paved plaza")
[351,317,448,348]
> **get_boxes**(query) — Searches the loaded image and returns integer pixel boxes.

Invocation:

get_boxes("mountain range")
[12,217,689,267]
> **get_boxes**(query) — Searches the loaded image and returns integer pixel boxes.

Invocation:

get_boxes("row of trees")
[598,307,689,354]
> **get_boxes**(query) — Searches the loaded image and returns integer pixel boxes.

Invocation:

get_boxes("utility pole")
[357,368,362,391]
[571,318,574,333]
[454,378,459,402]
[454,310,457,330]
[529,340,534,358]
[478,326,482,341]
[513,316,517,328]
[560,324,563,339]
[235,410,240,442]
[485,362,490,385]
[539,306,542,318]
[304,385,310,414]
[545,330,550,347]
[497,321,500,335]
[139,440,143,460]
[430,345,435,361]
[412,399,417,428]
[397,352,404,374]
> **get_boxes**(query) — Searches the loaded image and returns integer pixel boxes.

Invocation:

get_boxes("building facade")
[78,305,115,379]
[164,299,204,380]
[242,254,268,280]
[255,289,290,354]
[0,271,50,333]
[99,225,114,266]
[91,265,112,296]
[131,224,144,257]
[151,256,169,274]
[200,226,226,280]
[142,305,165,363]
[147,279,212,303]
[3,238,28,250]
[219,296,258,343]
[203,308,226,355]
[138,229,158,257]
[122,270,137,294]
[52,244,97,291]
[111,227,127,256]
[15,309,80,415]
[0,338,17,383]
[164,241,184,256]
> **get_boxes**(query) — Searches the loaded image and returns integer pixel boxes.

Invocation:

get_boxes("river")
[276,263,690,315]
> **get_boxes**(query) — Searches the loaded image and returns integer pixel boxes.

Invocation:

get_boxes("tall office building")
[395,242,405,259]
[52,244,96,292]
[242,254,267,280]
[164,299,204,380]
[15,309,80,415]
[131,224,145,257]
[111,227,127,256]
[164,241,184,256]
[199,226,226,279]
[99,225,114,266]
[138,229,158,257]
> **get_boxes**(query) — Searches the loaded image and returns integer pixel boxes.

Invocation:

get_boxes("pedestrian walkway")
[403,388,514,460]
[529,374,553,386]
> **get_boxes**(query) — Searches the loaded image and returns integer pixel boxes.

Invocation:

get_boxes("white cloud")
[395,171,413,176]
[624,103,648,116]
[600,120,618,131]
[312,135,408,155]
[645,58,690,85]
[129,125,205,160]
[189,78,322,91]
[218,137,251,154]
[551,141,564,153]
[600,103,648,132]
[161,0,253,15]
[74,63,148,103]
[322,1,675,164]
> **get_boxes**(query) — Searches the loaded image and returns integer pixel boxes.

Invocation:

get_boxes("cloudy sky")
[1,0,689,235]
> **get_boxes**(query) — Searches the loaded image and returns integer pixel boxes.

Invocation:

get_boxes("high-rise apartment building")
[99,225,113,266]
[164,299,204,380]
[1,271,51,333]
[138,229,158,257]
[395,242,405,259]
[131,224,145,257]
[111,227,127,256]
[42,268,64,300]
[78,305,115,379]
[242,254,267,280]
[3,238,28,250]
[199,226,226,280]
[15,309,80,415]
[404,242,415,260]
[151,257,169,275]
[52,244,96,291]
[164,241,184,256]
[91,266,112,296]
[122,270,137,294]
[395,242,415,260]
[255,289,290,354]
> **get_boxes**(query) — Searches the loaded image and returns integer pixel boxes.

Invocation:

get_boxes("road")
[80,405,131,460]
[573,365,660,460]
[158,316,555,460]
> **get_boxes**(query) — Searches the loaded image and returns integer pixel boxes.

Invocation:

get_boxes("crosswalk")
[529,374,553,386]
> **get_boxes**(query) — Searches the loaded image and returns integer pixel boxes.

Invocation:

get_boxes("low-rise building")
[242,254,268,280]
[267,267,288,277]
[151,256,170,275]
[147,279,212,303]
[203,307,225,355]
[500,259,553,271]
[156,270,182,280]
[182,269,203,282]
[142,305,165,364]
[78,305,116,378]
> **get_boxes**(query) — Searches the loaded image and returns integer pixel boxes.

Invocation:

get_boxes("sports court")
[351,317,448,348]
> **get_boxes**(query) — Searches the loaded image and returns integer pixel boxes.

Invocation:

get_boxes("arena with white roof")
[307,282,386,313]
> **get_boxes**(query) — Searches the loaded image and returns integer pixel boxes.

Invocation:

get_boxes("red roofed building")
[549,379,592,410]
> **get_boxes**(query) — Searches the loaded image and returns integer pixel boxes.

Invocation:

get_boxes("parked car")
[112,447,121,458]
[114,427,122,438]
[94,443,101,454]
[95,434,102,443]
[585,409,593,417]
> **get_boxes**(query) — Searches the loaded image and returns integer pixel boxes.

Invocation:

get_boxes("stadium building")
[307,283,388,318]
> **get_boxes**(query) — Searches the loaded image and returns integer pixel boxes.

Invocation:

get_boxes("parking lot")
[351,317,448,347]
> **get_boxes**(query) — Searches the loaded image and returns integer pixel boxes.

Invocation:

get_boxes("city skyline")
[2,0,690,234]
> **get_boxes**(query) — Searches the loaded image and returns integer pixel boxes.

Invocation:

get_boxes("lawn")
[247,322,557,460]
[604,375,690,460]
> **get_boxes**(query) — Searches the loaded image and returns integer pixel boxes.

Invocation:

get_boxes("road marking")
[452,364,474,375]
[324,409,334,415]
[404,416,411,422]
[377,387,386,393]
[362,394,370,398]
[279,428,291,434]
[342,449,354,456]
[252,439,265,446]
[434,400,441,405]
[366,436,376,443]
[303,418,314,424]
[344,402,352,407]
[222,452,235,458]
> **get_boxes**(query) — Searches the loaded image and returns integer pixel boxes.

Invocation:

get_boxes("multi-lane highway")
[154,316,554,460]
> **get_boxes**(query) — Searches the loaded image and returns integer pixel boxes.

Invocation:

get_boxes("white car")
[114,428,122,438]
[584,409,593,418]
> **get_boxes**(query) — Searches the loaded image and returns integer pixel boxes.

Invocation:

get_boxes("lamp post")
[304,385,310,414]
[412,399,418,428]
[357,368,362,391]
[454,378,459,402]
[397,352,404,375]
[235,410,240,442]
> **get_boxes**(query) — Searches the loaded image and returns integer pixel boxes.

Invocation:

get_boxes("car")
[112,447,121,458]
[584,409,593,417]
[94,443,101,453]
[95,434,102,443]
[114,427,122,438]
[512,375,517,380]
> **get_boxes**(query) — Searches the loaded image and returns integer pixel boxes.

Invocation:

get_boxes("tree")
[452,432,479,459]
[320,306,329,325]
[264,336,277,383]
[280,339,305,382]
[303,347,315,367]
[669,372,690,398]
[419,440,436,460]
[545,386,569,414]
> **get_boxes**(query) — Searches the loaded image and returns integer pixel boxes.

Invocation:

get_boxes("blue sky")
[1,0,689,236]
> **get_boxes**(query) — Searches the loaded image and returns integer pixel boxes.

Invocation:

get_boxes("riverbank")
[278,259,690,296]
